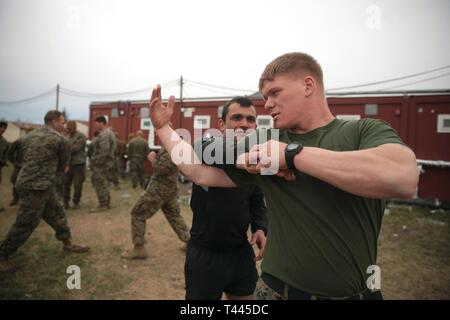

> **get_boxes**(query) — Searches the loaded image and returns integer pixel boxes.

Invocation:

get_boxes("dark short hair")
[95,116,107,125]
[0,120,7,129]
[44,110,64,124]
[221,97,254,121]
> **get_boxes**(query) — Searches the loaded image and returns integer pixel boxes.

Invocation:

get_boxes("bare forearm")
[293,144,419,199]
[155,125,235,187]
[155,125,202,177]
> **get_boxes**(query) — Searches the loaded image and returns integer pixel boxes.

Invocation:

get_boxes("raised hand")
[149,85,175,129]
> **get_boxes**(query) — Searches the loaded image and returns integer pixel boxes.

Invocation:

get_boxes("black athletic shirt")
[189,137,268,251]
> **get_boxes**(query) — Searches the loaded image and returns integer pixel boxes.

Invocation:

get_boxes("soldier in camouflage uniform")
[121,147,190,259]
[115,133,127,179]
[7,135,25,206]
[63,121,87,210]
[108,131,120,190]
[90,116,117,211]
[127,130,150,189]
[0,111,90,272]
[0,121,9,212]
[107,131,120,189]
[54,127,68,201]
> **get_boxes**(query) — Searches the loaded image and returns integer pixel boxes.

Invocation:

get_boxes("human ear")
[304,76,315,97]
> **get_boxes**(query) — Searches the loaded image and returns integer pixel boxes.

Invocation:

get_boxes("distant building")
[2,120,88,142]
[2,122,41,142]
[73,120,89,137]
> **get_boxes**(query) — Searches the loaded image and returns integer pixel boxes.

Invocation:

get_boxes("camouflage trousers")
[117,158,126,178]
[10,166,20,202]
[0,188,71,257]
[64,165,86,205]
[54,172,65,201]
[91,164,110,207]
[108,160,120,187]
[254,277,286,300]
[130,158,148,189]
[130,184,190,246]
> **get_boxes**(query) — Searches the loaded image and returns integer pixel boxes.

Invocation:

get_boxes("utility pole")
[56,84,60,111]
[179,76,183,105]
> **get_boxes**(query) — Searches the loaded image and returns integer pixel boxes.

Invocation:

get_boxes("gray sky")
[0,0,449,123]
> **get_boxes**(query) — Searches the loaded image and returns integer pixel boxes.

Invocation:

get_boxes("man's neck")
[45,124,57,132]
[290,100,335,134]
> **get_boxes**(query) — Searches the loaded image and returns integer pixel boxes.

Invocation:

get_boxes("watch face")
[287,144,299,151]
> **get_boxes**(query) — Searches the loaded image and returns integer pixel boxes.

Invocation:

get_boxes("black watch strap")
[285,143,303,170]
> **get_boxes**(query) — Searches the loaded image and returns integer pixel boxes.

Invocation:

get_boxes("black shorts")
[185,243,258,300]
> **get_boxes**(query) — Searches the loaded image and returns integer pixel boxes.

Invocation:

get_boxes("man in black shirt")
[186,97,268,300]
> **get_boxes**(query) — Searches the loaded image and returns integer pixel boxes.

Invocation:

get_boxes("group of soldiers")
[0,117,155,212]
[0,113,190,272]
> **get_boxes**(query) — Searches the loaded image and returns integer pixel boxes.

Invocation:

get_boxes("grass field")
[0,166,449,300]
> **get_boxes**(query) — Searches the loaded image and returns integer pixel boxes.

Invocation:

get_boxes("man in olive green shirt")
[148,53,419,299]
[127,130,150,189]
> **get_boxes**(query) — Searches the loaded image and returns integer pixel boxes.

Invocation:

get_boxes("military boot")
[63,240,90,254]
[121,245,148,259]
[89,205,110,213]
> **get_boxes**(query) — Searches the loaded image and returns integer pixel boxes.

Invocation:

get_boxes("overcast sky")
[0,0,449,123]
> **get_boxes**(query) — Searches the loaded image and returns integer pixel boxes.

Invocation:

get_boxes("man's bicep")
[373,143,416,163]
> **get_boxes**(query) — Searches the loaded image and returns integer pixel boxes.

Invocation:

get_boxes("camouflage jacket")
[90,127,116,166]
[151,148,178,189]
[7,137,24,168]
[0,136,9,168]
[127,137,150,160]
[68,131,87,166]
[16,126,70,190]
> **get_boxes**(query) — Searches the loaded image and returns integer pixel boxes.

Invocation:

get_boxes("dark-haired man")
[185,97,268,300]
[127,130,150,189]
[63,120,87,209]
[90,116,116,211]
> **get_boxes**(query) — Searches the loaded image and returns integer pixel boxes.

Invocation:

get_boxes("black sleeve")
[196,136,245,168]
[249,186,268,235]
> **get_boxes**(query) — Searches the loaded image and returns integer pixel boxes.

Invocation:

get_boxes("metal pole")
[179,76,183,104]
[56,84,60,111]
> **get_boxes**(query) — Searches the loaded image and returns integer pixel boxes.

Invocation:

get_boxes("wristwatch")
[285,143,303,170]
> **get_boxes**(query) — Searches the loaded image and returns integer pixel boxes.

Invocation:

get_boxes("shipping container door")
[411,97,450,201]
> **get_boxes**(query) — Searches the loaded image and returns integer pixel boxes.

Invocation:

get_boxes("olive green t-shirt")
[223,118,406,296]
